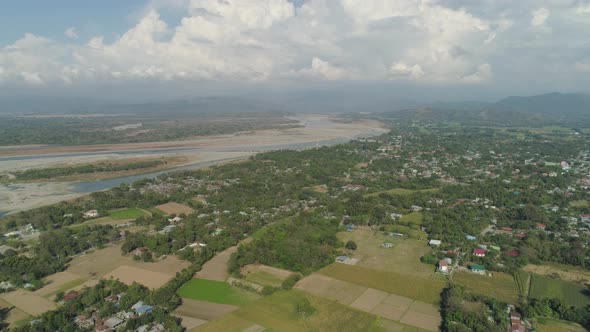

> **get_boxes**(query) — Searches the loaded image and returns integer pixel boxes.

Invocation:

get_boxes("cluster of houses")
[72,294,156,332]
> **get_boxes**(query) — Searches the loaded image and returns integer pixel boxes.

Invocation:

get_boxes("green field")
[365,188,439,198]
[453,271,519,304]
[177,279,259,306]
[109,208,148,220]
[570,200,589,208]
[245,271,284,288]
[399,212,424,225]
[319,263,445,304]
[43,278,87,299]
[193,290,425,332]
[536,317,586,332]
[529,274,590,307]
[338,230,435,277]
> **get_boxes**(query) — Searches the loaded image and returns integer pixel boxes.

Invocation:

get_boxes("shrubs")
[345,240,358,250]
[281,274,301,290]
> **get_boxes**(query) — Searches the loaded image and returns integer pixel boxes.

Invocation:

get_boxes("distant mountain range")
[1,92,589,125]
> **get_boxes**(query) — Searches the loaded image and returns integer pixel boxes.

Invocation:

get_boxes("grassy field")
[569,200,589,208]
[399,212,424,225]
[109,208,147,220]
[177,279,259,306]
[529,274,590,307]
[523,263,590,285]
[384,225,428,240]
[453,271,519,304]
[338,229,436,277]
[244,270,284,287]
[319,264,445,304]
[0,298,31,329]
[536,317,586,332]
[42,278,87,299]
[365,188,439,198]
[193,290,421,332]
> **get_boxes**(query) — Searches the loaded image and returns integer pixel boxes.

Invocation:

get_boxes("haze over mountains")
[0,92,589,122]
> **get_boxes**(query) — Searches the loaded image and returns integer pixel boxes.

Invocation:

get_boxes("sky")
[1,0,590,101]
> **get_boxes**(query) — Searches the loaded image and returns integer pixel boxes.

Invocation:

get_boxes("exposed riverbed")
[0,115,387,216]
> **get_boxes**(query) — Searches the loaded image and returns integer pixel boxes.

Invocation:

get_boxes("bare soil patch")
[371,302,407,321]
[0,298,31,328]
[400,309,440,331]
[241,264,294,279]
[0,290,57,316]
[173,315,208,330]
[174,298,239,321]
[350,288,389,312]
[195,245,238,281]
[34,271,82,297]
[155,202,194,215]
[104,265,172,289]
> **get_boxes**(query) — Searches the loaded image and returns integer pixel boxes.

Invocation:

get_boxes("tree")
[345,240,357,250]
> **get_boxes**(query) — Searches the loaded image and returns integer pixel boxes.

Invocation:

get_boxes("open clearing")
[30,244,189,299]
[174,298,239,321]
[338,229,437,278]
[155,202,195,215]
[0,298,31,328]
[195,245,238,281]
[523,263,590,284]
[174,315,208,330]
[536,318,587,332]
[178,279,260,305]
[319,263,445,304]
[529,273,590,307]
[194,290,412,332]
[296,273,440,331]
[105,265,173,289]
[34,271,86,299]
[453,271,519,304]
[0,289,57,316]
[109,207,149,219]
[241,264,295,287]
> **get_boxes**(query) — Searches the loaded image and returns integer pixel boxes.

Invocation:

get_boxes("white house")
[438,260,449,273]
[428,239,442,246]
[83,209,99,218]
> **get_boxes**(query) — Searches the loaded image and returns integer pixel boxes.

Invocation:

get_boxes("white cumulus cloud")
[65,27,78,39]
[531,7,550,26]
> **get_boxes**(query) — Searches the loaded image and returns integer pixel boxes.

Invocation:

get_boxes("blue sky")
[1,0,589,100]
[1,1,146,44]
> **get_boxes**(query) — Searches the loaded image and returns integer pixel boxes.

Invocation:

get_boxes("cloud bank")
[0,0,589,89]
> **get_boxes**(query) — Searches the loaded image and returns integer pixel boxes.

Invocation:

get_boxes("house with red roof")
[473,248,486,257]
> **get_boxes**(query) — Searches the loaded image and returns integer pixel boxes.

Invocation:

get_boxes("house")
[469,264,486,274]
[466,235,476,241]
[473,248,486,257]
[581,214,590,223]
[336,256,349,263]
[438,260,449,273]
[64,291,79,301]
[489,245,501,251]
[83,209,99,218]
[135,305,153,315]
[381,242,393,248]
[74,315,94,329]
[390,213,403,220]
[390,232,404,237]
[133,247,148,256]
[428,239,442,246]
[411,205,423,212]
[346,224,355,232]
[104,317,124,329]
[168,216,182,223]
[537,223,546,230]
[507,250,520,257]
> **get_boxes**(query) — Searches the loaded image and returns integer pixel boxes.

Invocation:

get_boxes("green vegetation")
[177,279,258,305]
[365,188,439,198]
[399,212,424,225]
[319,264,445,304]
[109,208,148,220]
[245,271,284,288]
[536,317,587,332]
[529,274,590,307]
[229,214,340,275]
[453,271,519,304]
[441,285,508,331]
[44,278,86,299]
[195,290,389,332]
[12,160,165,181]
